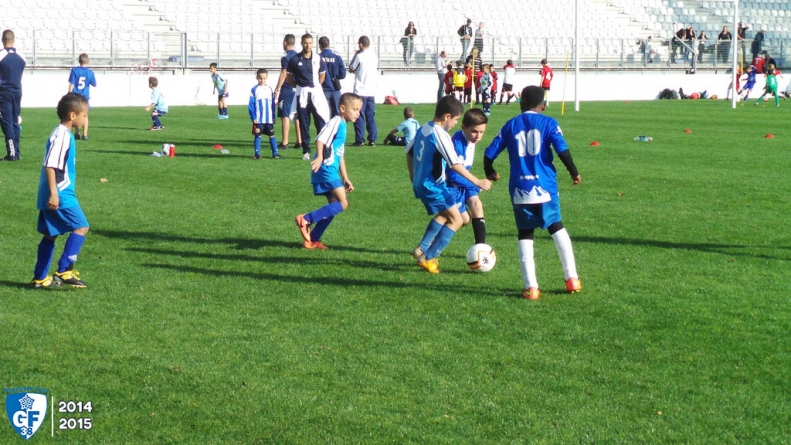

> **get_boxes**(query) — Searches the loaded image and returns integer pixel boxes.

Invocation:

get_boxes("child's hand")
[477,179,492,191]
[144,106,151,112]
[310,157,322,172]
[47,194,59,210]
[344,179,354,192]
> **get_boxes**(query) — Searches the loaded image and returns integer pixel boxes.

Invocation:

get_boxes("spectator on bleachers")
[349,36,378,147]
[751,30,764,60]
[717,26,732,64]
[0,29,25,162]
[684,26,695,64]
[474,22,485,55]
[763,53,777,75]
[402,22,416,65]
[319,36,346,118]
[697,31,707,63]
[738,22,750,61]
[672,25,685,63]
[458,19,473,62]
[435,50,447,102]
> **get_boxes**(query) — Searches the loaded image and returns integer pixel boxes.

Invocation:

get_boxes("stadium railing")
[16,31,788,72]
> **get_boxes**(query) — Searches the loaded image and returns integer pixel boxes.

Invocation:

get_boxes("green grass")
[1,98,790,444]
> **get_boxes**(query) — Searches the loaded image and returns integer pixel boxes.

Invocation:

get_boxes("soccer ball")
[161,143,174,156]
[466,243,497,273]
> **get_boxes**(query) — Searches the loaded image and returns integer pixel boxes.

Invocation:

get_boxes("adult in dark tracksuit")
[286,34,330,160]
[0,30,26,162]
[318,36,346,119]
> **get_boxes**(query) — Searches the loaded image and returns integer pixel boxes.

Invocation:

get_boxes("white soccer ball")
[466,243,497,273]
[161,143,173,155]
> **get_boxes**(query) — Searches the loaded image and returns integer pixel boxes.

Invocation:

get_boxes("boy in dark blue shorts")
[406,96,492,274]
[30,93,90,288]
[249,68,280,159]
[484,86,582,300]
[447,108,489,245]
[295,93,363,249]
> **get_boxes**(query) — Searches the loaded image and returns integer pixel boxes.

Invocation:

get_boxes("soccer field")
[1,99,790,443]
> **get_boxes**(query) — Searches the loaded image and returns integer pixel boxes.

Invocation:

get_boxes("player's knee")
[461,212,470,226]
[74,227,90,236]
[547,221,565,235]
[468,197,484,217]
[518,229,534,240]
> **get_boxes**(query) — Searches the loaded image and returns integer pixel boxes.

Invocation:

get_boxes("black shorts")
[502,83,513,92]
[542,86,551,91]
[252,123,275,137]
[454,86,464,92]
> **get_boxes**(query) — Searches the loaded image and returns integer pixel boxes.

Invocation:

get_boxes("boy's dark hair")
[434,96,464,119]
[358,36,370,47]
[78,53,89,65]
[301,33,313,43]
[148,76,158,87]
[462,108,488,127]
[256,68,267,76]
[540,58,548,65]
[446,63,453,70]
[57,92,88,121]
[403,107,414,119]
[520,86,545,111]
[284,34,295,46]
[339,92,362,108]
[209,62,218,69]
[1,30,13,45]
[318,36,330,49]
[507,59,513,65]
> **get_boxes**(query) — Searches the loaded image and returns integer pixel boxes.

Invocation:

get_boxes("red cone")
[765,134,775,139]
[213,144,224,150]
[684,129,692,133]
[590,141,599,146]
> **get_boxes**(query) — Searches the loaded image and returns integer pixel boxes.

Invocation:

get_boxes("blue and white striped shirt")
[248,84,275,124]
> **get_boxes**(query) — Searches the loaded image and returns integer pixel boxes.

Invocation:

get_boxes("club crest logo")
[6,393,48,440]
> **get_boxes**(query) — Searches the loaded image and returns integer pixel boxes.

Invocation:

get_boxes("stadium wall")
[19,70,786,108]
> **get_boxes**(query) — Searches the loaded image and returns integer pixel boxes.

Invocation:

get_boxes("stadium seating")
[1,0,786,68]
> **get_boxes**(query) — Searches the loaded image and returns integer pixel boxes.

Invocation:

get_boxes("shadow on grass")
[489,233,790,261]
[0,280,33,289]
[144,263,514,297]
[93,229,411,256]
[90,150,244,159]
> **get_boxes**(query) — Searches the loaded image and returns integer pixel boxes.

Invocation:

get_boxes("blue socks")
[57,233,86,273]
[306,201,344,224]
[152,115,162,127]
[33,237,56,280]
[311,216,335,242]
[254,136,261,157]
[419,220,444,253]
[269,137,279,156]
[425,225,457,260]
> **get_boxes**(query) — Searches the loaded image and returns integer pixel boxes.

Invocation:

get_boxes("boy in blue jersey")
[67,53,96,140]
[249,69,280,159]
[383,107,419,146]
[30,93,90,288]
[144,77,167,130]
[483,86,582,300]
[406,96,492,274]
[479,65,492,115]
[295,93,362,249]
[741,65,757,102]
[209,62,229,119]
[447,108,488,245]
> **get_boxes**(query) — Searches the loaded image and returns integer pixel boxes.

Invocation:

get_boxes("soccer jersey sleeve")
[484,129,508,161]
[548,121,569,154]
[68,68,78,87]
[44,127,71,171]
[435,127,462,166]
[316,116,342,148]
[248,86,257,121]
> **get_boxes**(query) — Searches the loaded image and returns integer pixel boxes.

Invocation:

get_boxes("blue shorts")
[252,123,275,137]
[416,182,457,215]
[513,195,562,231]
[153,109,167,116]
[37,205,90,237]
[448,187,470,213]
[313,179,344,196]
[278,89,296,118]
[218,91,229,99]
[744,81,756,90]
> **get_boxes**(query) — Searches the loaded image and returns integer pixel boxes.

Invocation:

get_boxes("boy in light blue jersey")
[405,96,492,274]
[144,77,167,130]
[383,107,419,146]
[483,86,582,300]
[248,69,280,159]
[67,53,96,140]
[447,108,488,245]
[30,93,90,288]
[209,62,229,118]
[479,64,492,115]
[295,93,362,249]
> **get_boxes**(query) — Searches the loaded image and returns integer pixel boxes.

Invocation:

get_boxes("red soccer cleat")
[565,278,582,293]
[302,240,329,250]
[295,214,311,242]
[523,288,541,300]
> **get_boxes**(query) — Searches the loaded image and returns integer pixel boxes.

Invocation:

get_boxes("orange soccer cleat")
[565,278,582,293]
[523,288,541,300]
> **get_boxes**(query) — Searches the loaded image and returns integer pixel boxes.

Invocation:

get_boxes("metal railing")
[14,31,788,72]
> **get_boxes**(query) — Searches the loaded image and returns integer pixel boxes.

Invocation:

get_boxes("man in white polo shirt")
[348,36,378,146]
[435,50,447,102]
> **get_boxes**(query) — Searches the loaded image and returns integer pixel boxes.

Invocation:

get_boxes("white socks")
[517,239,538,289]
[551,228,578,280]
